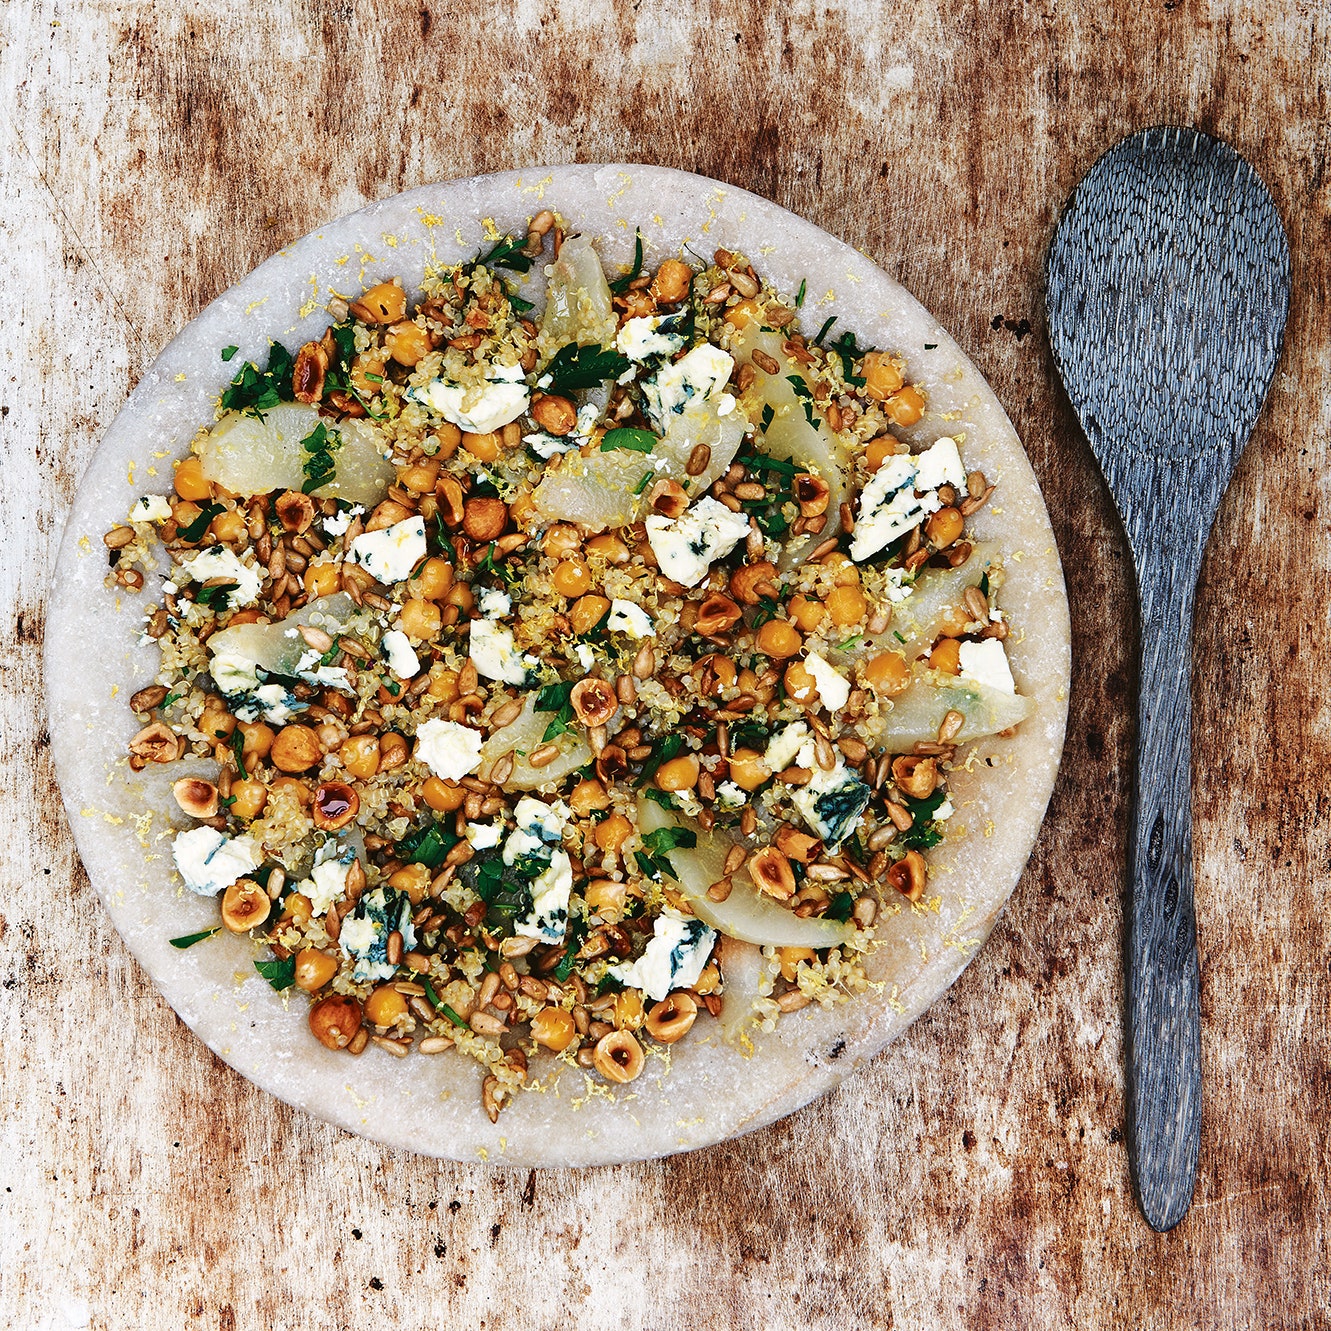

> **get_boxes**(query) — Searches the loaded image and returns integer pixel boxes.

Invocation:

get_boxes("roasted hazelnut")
[694,593,743,638]
[570,678,618,728]
[221,879,271,933]
[644,992,698,1044]
[729,560,779,606]
[530,393,578,436]
[887,848,928,901]
[463,497,508,543]
[271,725,323,773]
[773,825,822,864]
[292,341,329,404]
[172,777,219,820]
[129,722,182,765]
[274,490,316,534]
[793,472,831,517]
[647,478,689,520]
[309,994,363,1050]
[313,781,360,831]
[891,755,938,800]
[749,845,796,900]
[592,1029,645,1083]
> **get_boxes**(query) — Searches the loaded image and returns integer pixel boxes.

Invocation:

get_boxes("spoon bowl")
[1046,126,1290,1232]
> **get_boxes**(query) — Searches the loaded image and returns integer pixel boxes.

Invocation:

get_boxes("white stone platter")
[46,165,1070,1167]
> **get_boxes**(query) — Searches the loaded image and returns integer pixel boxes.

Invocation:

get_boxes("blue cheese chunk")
[470,619,539,686]
[172,827,263,898]
[414,718,484,781]
[610,908,717,1002]
[129,494,173,523]
[339,887,417,982]
[409,363,530,433]
[381,629,420,679]
[764,722,810,774]
[178,545,264,608]
[348,516,426,585]
[645,495,751,587]
[791,760,873,847]
[503,799,573,944]
[607,598,653,639]
[805,653,851,712]
[476,586,512,618]
[301,841,356,918]
[616,312,689,362]
[322,504,365,537]
[958,638,1016,694]
[642,344,736,430]
[912,436,967,491]
[849,457,941,562]
[466,821,504,850]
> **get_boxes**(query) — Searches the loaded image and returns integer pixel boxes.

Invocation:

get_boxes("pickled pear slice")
[199,402,395,505]
[715,935,771,1042]
[479,693,591,791]
[879,672,1034,748]
[541,234,616,348]
[206,593,360,680]
[637,799,854,948]
[733,325,849,565]
[532,395,746,531]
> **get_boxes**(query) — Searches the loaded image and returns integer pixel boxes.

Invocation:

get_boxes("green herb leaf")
[795,278,807,309]
[398,821,461,869]
[635,732,684,787]
[642,827,698,855]
[220,345,239,362]
[635,849,679,883]
[760,403,775,433]
[177,502,223,542]
[535,680,576,742]
[924,342,938,350]
[640,787,676,809]
[478,234,534,273]
[608,228,645,294]
[814,316,837,347]
[893,630,906,643]
[422,976,442,1008]
[231,730,248,782]
[899,788,947,850]
[830,330,868,387]
[221,340,295,416]
[169,927,221,950]
[738,450,797,479]
[553,941,580,983]
[506,286,534,314]
[440,1003,469,1029]
[634,469,656,495]
[544,342,631,395]
[785,375,817,428]
[838,633,863,652]
[195,582,239,610]
[255,955,296,991]
[979,573,990,596]
[300,421,340,495]
[826,891,855,923]
[600,427,658,454]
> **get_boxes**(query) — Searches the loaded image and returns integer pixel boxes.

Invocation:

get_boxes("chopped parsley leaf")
[177,502,223,543]
[600,427,658,454]
[255,955,296,991]
[814,316,837,347]
[544,342,631,395]
[220,341,295,416]
[608,228,645,294]
[220,345,238,362]
[535,680,577,742]
[300,421,340,495]
[899,788,947,850]
[398,821,460,869]
[195,582,239,610]
[785,374,817,427]
[169,927,220,950]
[478,234,534,273]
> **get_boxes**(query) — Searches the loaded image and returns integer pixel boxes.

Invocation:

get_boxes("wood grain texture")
[2,1,1328,1327]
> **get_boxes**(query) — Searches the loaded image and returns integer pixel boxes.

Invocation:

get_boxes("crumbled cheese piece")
[523,431,570,459]
[414,718,483,780]
[466,821,503,850]
[476,586,511,618]
[958,639,1016,694]
[517,851,573,943]
[178,545,263,608]
[764,722,810,774]
[348,516,426,585]
[642,344,736,430]
[913,436,967,491]
[381,629,420,678]
[805,652,851,712]
[572,402,601,440]
[645,495,751,587]
[610,908,717,1002]
[503,799,573,944]
[410,364,530,433]
[322,504,365,537]
[791,761,873,847]
[575,643,596,670]
[470,619,537,685]
[129,494,173,523]
[849,457,941,563]
[302,841,355,917]
[715,781,747,810]
[172,827,262,898]
[882,566,914,603]
[607,598,653,639]
[503,797,570,863]
[339,886,417,982]
[616,314,689,362]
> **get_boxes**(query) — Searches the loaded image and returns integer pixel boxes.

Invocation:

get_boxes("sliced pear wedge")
[879,671,1034,748]
[479,693,591,791]
[540,234,616,348]
[637,799,855,949]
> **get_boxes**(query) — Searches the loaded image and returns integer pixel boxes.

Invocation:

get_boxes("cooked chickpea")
[309,994,362,1050]
[399,597,442,641]
[779,946,816,982]
[929,637,962,674]
[541,524,582,558]
[655,754,701,792]
[727,748,771,791]
[173,456,213,502]
[237,721,274,760]
[755,618,803,659]
[865,436,903,472]
[594,813,632,853]
[787,594,826,632]
[925,506,965,548]
[422,776,465,812]
[399,458,441,494]
[552,560,592,598]
[304,560,341,598]
[826,584,868,627]
[444,583,475,613]
[294,948,339,993]
[378,732,409,770]
[271,725,322,773]
[861,351,905,402]
[586,533,631,565]
[350,281,407,324]
[209,508,247,544]
[364,985,409,1027]
[584,878,627,914]
[339,734,381,779]
[428,668,460,703]
[570,594,611,636]
[270,776,313,808]
[228,779,268,819]
[414,557,453,600]
[863,651,912,697]
[784,660,818,703]
[389,863,431,903]
[199,707,236,741]
[531,1006,577,1052]
[569,778,610,816]
[384,319,434,366]
[885,385,926,427]
[725,298,760,329]
[462,430,501,462]
[613,989,646,1031]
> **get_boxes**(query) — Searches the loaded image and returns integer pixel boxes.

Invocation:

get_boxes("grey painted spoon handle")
[1127,576,1203,1232]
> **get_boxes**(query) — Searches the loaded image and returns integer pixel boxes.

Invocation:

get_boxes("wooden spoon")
[1045,126,1289,1231]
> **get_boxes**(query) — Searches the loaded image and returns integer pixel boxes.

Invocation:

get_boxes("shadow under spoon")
[1045,126,1290,1232]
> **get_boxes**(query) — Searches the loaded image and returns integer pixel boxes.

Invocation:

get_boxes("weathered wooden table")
[4,3,1327,1326]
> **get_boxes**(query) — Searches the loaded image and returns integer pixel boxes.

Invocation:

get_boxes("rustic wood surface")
[3,2,1327,1327]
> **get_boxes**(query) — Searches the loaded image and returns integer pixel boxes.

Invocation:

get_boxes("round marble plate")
[47,165,1070,1166]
